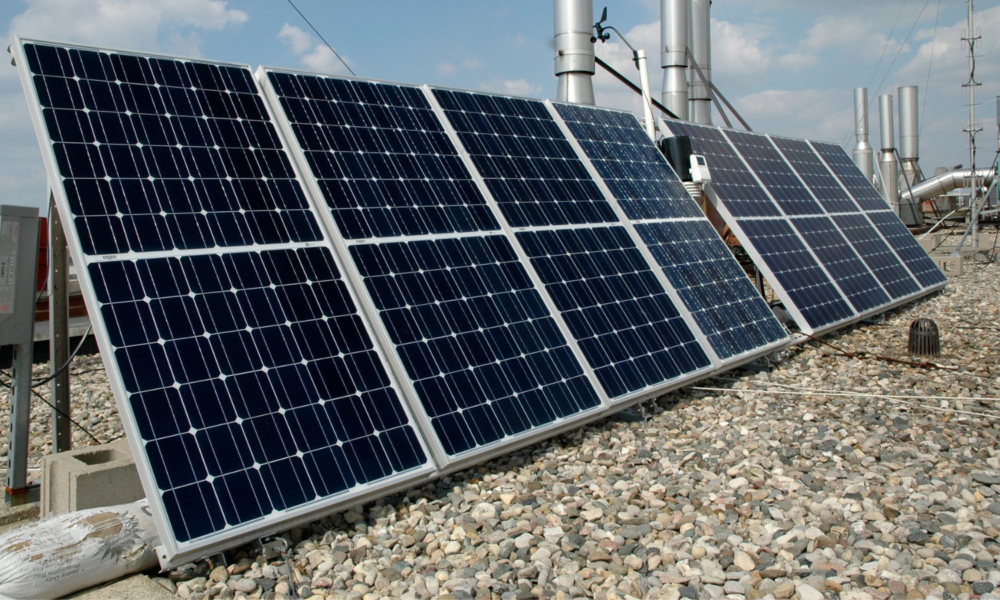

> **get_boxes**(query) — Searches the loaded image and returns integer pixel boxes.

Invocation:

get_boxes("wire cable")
[284,0,356,76]
[920,0,942,135]
[0,370,102,445]
[31,324,93,388]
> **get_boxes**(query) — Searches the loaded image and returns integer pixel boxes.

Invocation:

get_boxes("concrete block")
[919,234,942,252]
[40,439,145,517]
[931,254,964,277]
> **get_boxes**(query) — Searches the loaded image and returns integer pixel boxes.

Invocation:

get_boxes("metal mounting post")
[49,199,70,453]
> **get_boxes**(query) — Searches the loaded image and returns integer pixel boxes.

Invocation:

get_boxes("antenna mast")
[963,0,983,247]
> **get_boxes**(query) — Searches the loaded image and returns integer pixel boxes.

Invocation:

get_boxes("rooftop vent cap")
[907,318,940,356]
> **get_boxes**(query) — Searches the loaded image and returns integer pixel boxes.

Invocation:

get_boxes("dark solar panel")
[434,89,617,228]
[771,137,859,214]
[723,130,824,216]
[789,216,891,312]
[867,211,948,287]
[266,71,602,455]
[518,226,710,398]
[809,141,891,212]
[664,121,782,218]
[831,214,922,298]
[737,219,855,329]
[22,42,431,552]
[556,104,787,361]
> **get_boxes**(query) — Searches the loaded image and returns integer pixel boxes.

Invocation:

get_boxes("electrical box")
[0,205,40,346]
[690,154,712,184]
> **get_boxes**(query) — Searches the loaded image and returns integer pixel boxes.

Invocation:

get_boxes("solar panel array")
[20,39,942,569]
[17,40,797,567]
[662,121,945,335]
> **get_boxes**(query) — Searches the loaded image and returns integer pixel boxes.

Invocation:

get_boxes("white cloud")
[436,61,458,77]
[277,23,353,76]
[463,57,486,70]
[478,77,543,98]
[737,89,854,143]
[512,34,527,47]
[7,0,247,56]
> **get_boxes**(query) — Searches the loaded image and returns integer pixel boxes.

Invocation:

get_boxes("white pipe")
[900,169,995,202]
[553,0,596,105]
[687,0,712,124]
[661,0,688,120]
[636,50,656,141]
[852,88,874,183]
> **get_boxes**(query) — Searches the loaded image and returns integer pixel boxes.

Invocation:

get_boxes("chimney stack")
[553,0,596,105]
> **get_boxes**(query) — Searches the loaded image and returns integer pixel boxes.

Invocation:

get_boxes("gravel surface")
[5,259,1000,600]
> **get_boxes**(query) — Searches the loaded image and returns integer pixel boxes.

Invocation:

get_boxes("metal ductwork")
[898,86,920,185]
[878,94,899,212]
[900,169,995,202]
[553,0,596,105]
[852,88,874,183]
[687,0,712,124]
[660,0,688,120]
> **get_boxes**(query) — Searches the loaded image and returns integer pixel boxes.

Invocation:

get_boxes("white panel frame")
[12,38,439,569]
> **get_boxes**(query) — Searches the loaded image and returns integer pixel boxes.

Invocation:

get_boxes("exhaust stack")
[898,86,920,185]
[852,88,874,183]
[553,0,596,105]
[687,0,712,124]
[660,0,688,120]
[878,94,899,212]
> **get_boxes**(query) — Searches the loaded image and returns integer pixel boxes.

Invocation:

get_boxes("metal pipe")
[879,94,899,211]
[898,86,921,187]
[687,0,712,124]
[852,88,875,183]
[900,169,995,202]
[553,0,596,105]
[661,0,688,120]
[636,50,656,141]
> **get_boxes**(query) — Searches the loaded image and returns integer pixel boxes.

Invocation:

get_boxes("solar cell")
[434,89,713,398]
[18,41,433,563]
[867,211,949,287]
[555,104,787,361]
[770,137,859,214]
[831,214,922,298]
[263,70,603,456]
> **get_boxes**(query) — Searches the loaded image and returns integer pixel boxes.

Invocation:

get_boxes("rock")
[734,551,756,571]
[444,541,462,555]
[514,533,535,549]
[729,477,750,490]
[543,527,564,543]
[964,569,984,583]
[973,472,1000,485]
[774,581,796,599]
[973,582,996,595]
[680,586,699,599]
[842,592,875,600]
[581,508,604,521]
[797,584,825,600]
[937,569,963,584]
[471,503,497,521]
[233,579,257,594]
[209,566,228,584]
[692,546,707,559]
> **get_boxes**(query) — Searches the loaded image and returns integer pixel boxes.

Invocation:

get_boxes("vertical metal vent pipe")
[661,0,689,120]
[687,0,712,124]
[879,94,900,212]
[898,86,921,185]
[553,0,596,105]
[852,88,875,183]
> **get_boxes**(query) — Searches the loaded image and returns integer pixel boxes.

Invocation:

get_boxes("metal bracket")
[258,535,299,600]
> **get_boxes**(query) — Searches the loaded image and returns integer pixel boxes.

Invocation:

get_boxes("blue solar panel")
[554,104,704,220]
[789,216,890,312]
[22,43,432,553]
[555,104,787,361]
[867,211,948,288]
[771,137,860,214]
[518,226,710,398]
[434,90,617,228]
[809,141,891,212]
[434,90,712,398]
[265,71,602,455]
[723,130,824,216]
[737,219,855,329]
[665,121,782,218]
[831,214,922,298]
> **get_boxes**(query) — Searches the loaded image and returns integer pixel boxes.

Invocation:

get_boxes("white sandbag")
[0,500,160,600]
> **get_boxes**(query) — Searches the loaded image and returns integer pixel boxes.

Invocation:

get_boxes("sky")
[1,0,998,211]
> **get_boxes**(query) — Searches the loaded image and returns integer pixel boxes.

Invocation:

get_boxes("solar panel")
[433,89,713,399]
[17,40,434,565]
[809,141,890,212]
[554,104,787,361]
[663,120,855,333]
[770,136,923,299]
[723,130,824,216]
[261,70,603,458]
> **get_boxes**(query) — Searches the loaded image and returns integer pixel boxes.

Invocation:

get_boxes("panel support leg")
[5,341,34,505]
[49,201,71,453]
